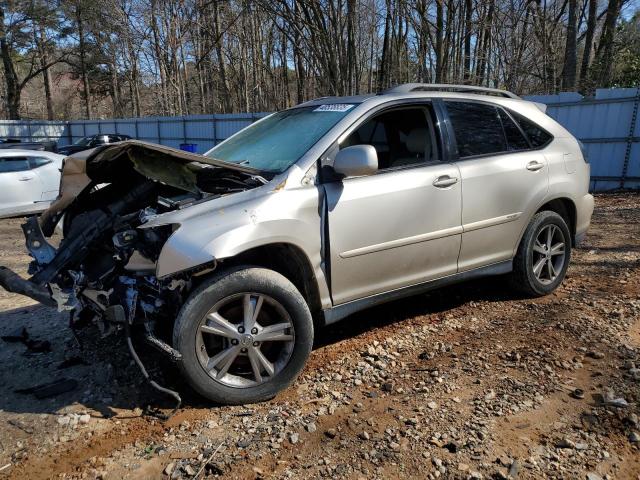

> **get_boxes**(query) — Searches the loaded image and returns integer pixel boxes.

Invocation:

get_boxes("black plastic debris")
[57,356,89,369]
[1,326,51,353]
[0,327,28,343]
[24,339,51,353]
[15,378,78,399]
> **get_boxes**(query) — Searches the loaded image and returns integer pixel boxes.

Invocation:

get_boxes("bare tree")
[1,0,635,119]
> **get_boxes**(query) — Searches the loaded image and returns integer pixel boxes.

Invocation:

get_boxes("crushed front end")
[0,141,267,408]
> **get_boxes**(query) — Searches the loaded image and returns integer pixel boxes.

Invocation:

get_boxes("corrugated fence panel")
[114,119,137,139]
[136,119,161,143]
[527,87,639,191]
[68,122,86,144]
[547,102,633,139]
[585,142,627,176]
[0,93,637,190]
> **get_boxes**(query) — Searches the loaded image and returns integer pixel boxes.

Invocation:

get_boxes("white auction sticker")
[313,104,355,112]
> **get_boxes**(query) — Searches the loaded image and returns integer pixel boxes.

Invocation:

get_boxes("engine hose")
[123,320,181,418]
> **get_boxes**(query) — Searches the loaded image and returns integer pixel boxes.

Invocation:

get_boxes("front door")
[323,105,463,305]
[0,156,43,217]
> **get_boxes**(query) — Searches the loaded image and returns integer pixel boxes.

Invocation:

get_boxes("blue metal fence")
[0,113,269,154]
[1,87,638,191]
[525,87,640,191]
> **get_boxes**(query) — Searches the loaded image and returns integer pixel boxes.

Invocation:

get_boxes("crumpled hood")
[41,140,264,227]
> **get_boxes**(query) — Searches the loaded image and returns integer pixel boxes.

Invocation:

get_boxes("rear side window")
[28,157,51,168]
[445,101,506,157]
[0,157,30,173]
[512,112,553,148]
[497,109,530,151]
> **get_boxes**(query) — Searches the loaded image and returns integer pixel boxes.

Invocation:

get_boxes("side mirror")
[333,145,378,178]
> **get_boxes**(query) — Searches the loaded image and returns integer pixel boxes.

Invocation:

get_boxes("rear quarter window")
[28,157,52,168]
[510,111,553,148]
[497,109,530,151]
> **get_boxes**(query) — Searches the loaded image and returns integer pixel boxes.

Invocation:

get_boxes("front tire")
[173,267,313,405]
[511,211,571,297]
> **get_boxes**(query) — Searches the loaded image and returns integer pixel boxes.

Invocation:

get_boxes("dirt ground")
[0,193,638,480]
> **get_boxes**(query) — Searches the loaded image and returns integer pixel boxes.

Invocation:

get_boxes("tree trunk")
[561,0,577,89]
[347,0,356,95]
[76,6,92,119]
[377,0,392,91]
[435,0,444,83]
[463,0,472,83]
[593,0,621,86]
[0,6,21,119]
[579,0,597,87]
[36,27,54,120]
[150,0,168,114]
[213,0,232,112]
[475,0,493,85]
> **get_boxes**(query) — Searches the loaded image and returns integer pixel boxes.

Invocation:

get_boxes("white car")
[0,150,65,219]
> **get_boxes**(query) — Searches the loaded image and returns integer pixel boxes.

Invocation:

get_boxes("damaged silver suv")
[0,84,594,405]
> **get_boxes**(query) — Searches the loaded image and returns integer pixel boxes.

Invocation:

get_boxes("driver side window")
[341,106,440,170]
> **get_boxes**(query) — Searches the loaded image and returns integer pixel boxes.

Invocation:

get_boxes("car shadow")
[315,275,524,348]
[0,274,525,416]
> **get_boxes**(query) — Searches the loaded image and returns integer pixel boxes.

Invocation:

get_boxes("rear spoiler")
[531,101,548,113]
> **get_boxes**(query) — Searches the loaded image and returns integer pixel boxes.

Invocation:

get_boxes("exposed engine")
[0,141,267,409]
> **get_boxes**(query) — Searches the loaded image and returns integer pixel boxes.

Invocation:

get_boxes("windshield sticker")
[313,104,355,113]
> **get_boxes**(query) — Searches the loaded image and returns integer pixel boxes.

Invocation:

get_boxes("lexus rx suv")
[0,84,594,405]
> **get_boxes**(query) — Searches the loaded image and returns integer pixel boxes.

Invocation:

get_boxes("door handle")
[433,175,458,188]
[526,161,544,171]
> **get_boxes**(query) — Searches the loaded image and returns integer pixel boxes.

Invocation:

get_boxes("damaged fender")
[143,186,324,279]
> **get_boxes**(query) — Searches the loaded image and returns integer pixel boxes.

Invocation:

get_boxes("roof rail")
[380,83,520,100]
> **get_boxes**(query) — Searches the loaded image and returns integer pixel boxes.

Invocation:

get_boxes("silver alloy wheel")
[195,293,295,388]
[531,224,566,285]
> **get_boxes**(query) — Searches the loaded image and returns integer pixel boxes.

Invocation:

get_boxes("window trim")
[441,98,554,162]
[319,100,448,183]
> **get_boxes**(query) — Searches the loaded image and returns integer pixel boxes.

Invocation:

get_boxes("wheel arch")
[514,196,577,255]
[535,197,577,245]
[217,243,324,319]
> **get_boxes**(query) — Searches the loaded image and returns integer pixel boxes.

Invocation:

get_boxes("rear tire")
[511,211,571,297]
[173,266,313,405]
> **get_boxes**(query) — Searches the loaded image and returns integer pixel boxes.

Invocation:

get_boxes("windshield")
[73,136,92,146]
[204,104,357,173]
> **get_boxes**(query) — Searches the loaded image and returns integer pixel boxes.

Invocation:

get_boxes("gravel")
[0,194,639,479]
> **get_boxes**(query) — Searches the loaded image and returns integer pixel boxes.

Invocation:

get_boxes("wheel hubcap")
[195,293,294,388]
[532,224,566,285]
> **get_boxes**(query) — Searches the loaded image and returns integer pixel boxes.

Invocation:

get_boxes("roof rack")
[380,83,520,100]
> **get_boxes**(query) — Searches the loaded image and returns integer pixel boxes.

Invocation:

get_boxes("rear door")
[323,103,463,304]
[444,100,550,271]
[0,156,44,217]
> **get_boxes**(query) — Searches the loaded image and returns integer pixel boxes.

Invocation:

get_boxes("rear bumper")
[574,193,594,246]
